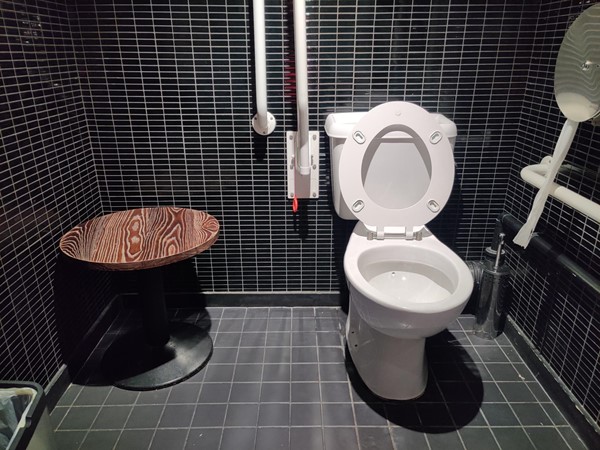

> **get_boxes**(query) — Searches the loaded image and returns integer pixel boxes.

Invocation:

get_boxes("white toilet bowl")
[344,223,473,399]
[324,101,474,400]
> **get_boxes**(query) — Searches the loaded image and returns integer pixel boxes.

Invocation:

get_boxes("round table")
[60,207,220,390]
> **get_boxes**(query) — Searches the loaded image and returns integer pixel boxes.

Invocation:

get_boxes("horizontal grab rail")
[499,213,600,296]
[520,156,600,223]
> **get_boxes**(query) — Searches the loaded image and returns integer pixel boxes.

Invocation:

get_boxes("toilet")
[325,101,474,400]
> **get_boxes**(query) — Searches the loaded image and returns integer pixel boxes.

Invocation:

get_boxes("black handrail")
[497,213,600,296]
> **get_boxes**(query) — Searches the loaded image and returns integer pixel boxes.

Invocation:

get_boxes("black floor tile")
[264,347,291,364]
[390,427,429,449]
[459,427,500,450]
[168,383,201,404]
[150,429,187,450]
[105,388,139,406]
[191,404,227,427]
[220,427,256,450]
[260,382,291,403]
[258,402,290,426]
[427,430,465,449]
[542,403,569,426]
[73,386,111,406]
[80,430,121,450]
[291,382,320,403]
[496,381,536,403]
[115,429,154,450]
[185,428,221,450]
[385,403,421,427]
[229,382,261,403]
[320,363,348,382]
[198,383,231,403]
[525,427,571,450]
[92,405,132,429]
[291,363,319,381]
[55,309,588,450]
[290,403,322,426]
[357,427,395,450]
[323,427,359,450]
[322,402,355,426]
[59,406,99,430]
[135,389,170,405]
[290,427,324,450]
[417,403,455,427]
[56,385,82,407]
[262,363,291,382]
[479,382,506,403]
[158,404,195,428]
[446,402,487,427]
[224,403,259,427]
[511,403,553,426]
[492,427,536,450]
[321,382,352,403]
[255,427,290,450]
[205,364,235,383]
[557,427,589,450]
[353,402,387,426]
[54,430,87,450]
[49,407,68,429]
[481,403,521,426]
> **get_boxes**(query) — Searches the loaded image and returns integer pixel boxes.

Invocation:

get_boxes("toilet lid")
[339,102,455,229]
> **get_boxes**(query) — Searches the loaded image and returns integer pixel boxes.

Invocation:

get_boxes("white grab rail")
[293,0,310,175]
[286,0,319,201]
[520,156,600,223]
[252,0,275,135]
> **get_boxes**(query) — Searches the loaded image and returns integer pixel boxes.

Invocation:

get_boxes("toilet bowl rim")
[343,233,474,314]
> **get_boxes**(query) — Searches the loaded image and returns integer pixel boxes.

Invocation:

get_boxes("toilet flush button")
[353,131,366,144]
[430,131,442,144]
[352,200,365,212]
[427,200,440,212]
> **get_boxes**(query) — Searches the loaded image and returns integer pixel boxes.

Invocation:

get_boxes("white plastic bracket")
[287,131,319,199]
[252,112,276,135]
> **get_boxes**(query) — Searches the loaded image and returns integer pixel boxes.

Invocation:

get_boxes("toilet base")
[346,301,428,400]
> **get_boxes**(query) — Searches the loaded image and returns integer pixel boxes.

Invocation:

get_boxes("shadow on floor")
[71,307,216,388]
[346,329,484,433]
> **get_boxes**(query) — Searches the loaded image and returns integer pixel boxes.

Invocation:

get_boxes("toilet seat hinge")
[367,226,422,241]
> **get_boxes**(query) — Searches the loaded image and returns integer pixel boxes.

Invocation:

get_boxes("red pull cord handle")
[292,195,298,213]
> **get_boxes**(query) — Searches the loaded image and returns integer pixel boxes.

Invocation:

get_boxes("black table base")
[101,267,212,390]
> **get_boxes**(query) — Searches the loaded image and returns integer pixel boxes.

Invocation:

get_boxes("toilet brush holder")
[473,234,512,339]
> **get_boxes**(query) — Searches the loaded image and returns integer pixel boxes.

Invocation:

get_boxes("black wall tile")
[0,0,113,385]
[504,0,600,427]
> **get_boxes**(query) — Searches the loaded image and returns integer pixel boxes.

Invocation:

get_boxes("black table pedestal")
[101,268,212,390]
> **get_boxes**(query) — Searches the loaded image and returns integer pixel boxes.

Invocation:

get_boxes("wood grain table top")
[59,207,220,271]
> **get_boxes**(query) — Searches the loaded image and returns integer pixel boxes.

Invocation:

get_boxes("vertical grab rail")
[293,0,310,175]
[252,0,276,135]
[287,0,319,200]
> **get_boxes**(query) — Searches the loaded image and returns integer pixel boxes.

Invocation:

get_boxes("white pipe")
[252,0,275,135]
[520,156,600,223]
[294,0,310,175]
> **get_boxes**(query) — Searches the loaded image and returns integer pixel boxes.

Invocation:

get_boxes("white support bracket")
[287,131,319,199]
